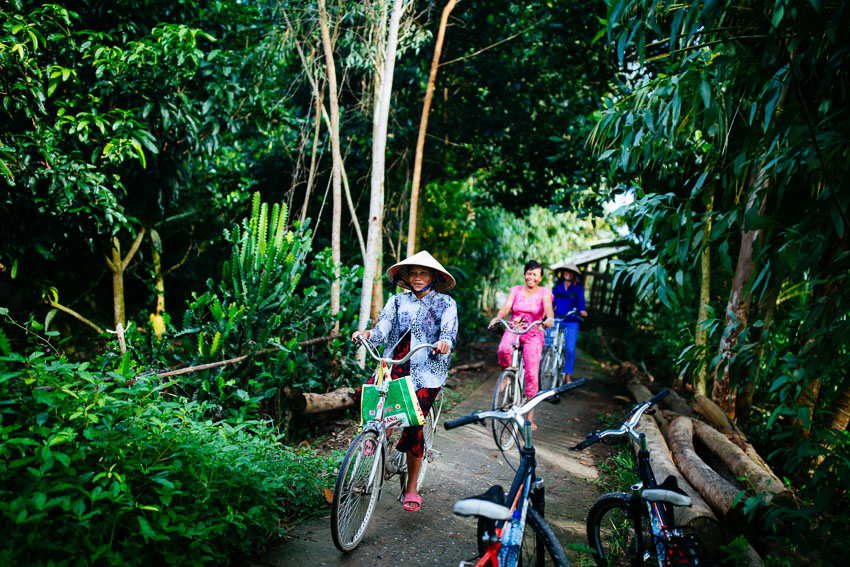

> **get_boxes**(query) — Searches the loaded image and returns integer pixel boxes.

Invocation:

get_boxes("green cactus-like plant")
[182,193,315,407]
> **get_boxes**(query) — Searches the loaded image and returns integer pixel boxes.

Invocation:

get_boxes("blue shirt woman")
[551,262,588,382]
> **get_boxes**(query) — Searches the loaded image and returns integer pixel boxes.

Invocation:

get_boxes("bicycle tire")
[586,492,652,567]
[331,430,384,552]
[539,347,558,391]
[492,370,521,451]
[475,507,570,567]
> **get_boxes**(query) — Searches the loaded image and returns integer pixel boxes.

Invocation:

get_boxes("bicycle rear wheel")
[331,430,384,552]
[400,397,442,492]
[539,347,558,391]
[520,507,571,567]
[492,370,521,451]
[586,492,651,567]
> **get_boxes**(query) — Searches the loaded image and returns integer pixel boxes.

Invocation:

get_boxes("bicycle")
[489,318,545,452]
[571,389,718,567]
[445,378,587,567]
[539,309,583,391]
[330,337,444,552]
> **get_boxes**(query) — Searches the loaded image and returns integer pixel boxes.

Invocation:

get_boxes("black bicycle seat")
[453,485,512,520]
[642,475,692,507]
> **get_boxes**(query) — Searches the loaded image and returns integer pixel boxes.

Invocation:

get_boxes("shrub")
[0,338,336,566]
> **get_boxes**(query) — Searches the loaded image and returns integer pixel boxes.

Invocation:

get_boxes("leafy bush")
[0,332,336,566]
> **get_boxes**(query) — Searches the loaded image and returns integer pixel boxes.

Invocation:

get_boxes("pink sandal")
[402,492,421,512]
[363,439,376,456]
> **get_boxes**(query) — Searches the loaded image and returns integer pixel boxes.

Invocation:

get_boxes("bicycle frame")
[447,379,586,566]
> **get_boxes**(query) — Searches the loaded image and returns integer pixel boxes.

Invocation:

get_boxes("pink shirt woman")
[489,260,554,430]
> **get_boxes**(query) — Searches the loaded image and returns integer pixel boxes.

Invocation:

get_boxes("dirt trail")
[239,348,630,566]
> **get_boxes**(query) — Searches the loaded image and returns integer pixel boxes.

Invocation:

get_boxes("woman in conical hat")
[550,260,588,384]
[351,250,458,512]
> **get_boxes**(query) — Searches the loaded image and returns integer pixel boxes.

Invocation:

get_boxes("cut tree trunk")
[668,417,741,519]
[291,387,357,414]
[663,388,699,419]
[693,393,748,447]
[691,419,792,506]
[632,409,725,550]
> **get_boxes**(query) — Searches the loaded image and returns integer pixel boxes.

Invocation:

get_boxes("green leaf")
[698,80,711,109]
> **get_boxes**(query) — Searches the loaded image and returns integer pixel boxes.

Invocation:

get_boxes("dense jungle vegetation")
[1,0,848,564]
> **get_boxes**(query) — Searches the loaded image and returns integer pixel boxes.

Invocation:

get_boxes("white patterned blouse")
[368,290,458,390]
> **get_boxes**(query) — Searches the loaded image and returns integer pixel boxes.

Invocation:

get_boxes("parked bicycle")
[330,337,443,552]
[571,389,718,567]
[489,318,545,452]
[445,379,586,567]
[539,309,583,391]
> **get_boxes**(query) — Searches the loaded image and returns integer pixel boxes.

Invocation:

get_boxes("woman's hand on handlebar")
[543,317,555,329]
[351,330,371,344]
[432,340,450,355]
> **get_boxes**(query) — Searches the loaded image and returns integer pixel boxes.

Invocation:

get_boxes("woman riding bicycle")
[489,259,554,430]
[551,261,588,384]
[351,250,458,513]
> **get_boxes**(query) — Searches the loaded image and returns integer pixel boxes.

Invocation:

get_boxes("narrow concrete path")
[242,350,629,566]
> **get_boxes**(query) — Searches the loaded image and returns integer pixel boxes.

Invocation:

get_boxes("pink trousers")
[497,329,544,398]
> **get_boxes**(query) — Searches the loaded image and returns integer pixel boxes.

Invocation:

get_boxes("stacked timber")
[624,382,797,566]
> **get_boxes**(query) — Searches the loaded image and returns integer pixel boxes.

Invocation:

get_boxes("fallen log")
[630,403,725,550]
[451,361,485,373]
[291,386,357,414]
[692,419,793,507]
[663,388,699,418]
[668,416,741,518]
[693,394,748,447]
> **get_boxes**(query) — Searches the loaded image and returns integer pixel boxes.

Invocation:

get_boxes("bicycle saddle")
[642,476,692,507]
[453,485,513,520]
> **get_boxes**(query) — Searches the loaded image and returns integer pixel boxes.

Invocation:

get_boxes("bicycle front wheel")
[586,492,651,567]
[539,347,558,391]
[331,430,384,552]
[520,507,571,567]
[492,370,521,451]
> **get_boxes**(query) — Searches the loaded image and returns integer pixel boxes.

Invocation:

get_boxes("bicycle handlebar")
[444,378,587,431]
[355,337,439,365]
[570,388,669,450]
[489,319,546,334]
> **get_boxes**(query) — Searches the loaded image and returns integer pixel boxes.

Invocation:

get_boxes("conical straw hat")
[550,260,583,278]
[386,250,456,292]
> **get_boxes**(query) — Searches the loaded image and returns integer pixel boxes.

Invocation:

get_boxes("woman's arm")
[351,295,396,344]
[543,288,555,328]
[579,284,588,318]
[489,288,515,327]
[434,298,458,354]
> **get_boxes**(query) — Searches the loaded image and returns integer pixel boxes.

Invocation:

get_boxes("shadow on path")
[238,348,630,566]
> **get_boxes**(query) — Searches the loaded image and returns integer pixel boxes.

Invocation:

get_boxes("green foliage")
[0,330,336,566]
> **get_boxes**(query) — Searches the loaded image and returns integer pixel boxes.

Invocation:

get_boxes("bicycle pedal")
[426,449,443,463]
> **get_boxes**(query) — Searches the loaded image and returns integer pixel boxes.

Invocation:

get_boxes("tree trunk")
[149,228,166,337]
[357,0,404,350]
[662,388,699,419]
[668,417,741,519]
[691,419,793,506]
[406,0,458,257]
[633,408,725,550]
[829,379,850,432]
[318,0,343,333]
[105,228,146,329]
[291,386,357,414]
[694,189,714,396]
[711,167,768,416]
[301,77,324,225]
[371,252,383,325]
[693,394,748,446]
[736,282,779,425]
